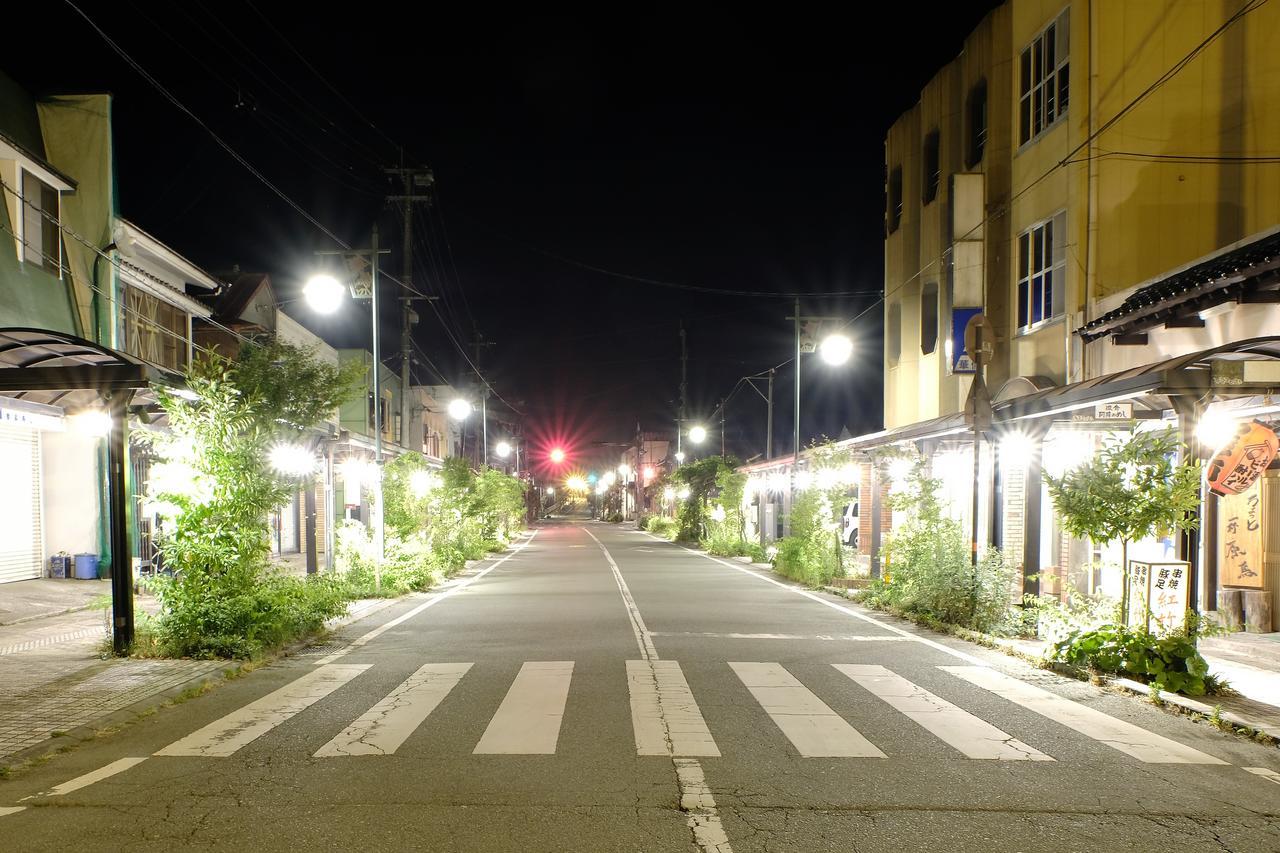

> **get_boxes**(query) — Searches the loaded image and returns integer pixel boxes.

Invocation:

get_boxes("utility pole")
[678,323,687,458]
[472,334,495,467]
[386,165,434,453]
[766,368,775,458]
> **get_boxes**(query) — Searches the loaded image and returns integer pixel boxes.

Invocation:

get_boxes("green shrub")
[1050,622,1217,696]
[645,516,679,539]
[606,511,623,523]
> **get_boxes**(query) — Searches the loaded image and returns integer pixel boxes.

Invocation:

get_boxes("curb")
[1110,677,1280,741]
[0,602,100,628]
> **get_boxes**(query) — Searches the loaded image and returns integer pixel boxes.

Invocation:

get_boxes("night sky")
[18,2,998,475]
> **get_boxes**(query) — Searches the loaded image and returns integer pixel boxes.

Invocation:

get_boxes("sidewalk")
[0,581,396,766]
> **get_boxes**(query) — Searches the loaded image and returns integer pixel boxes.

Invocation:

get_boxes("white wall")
[41,429,101,557]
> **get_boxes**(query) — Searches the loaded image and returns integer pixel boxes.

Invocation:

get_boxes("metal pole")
[790,298,801,536]
[766,368,774,459]
[371,224,384,591]
[106,390,134,655]
[482,392,488,467]
[678,323,687,458]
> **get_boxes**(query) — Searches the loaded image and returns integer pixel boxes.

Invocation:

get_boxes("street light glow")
[818,333,853,366]
[566,475,588,492]
[270,443,318,477]
[688,425,707,444]
[677,487,691,500]
[1196,408,1238,451]
[618,463,631,477]
[495,441,512,458]
[546,487,555,496]
[602,471,616,486]
[448,399,473,420]
[550,447,566,464]
[674,451,686,464]
[663,486,676,500]
[303,273,345,314]
[69,409,112,437]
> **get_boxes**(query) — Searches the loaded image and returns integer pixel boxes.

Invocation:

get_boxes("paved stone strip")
[0,628,104,657]
[729,662,885,758]
[834,664,1052,761]
[155,664,370,758]
[315,663,472,757]
[473,661,574,755]
[941,665,1227,764]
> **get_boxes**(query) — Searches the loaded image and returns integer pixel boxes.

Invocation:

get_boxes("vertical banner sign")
[1220,477,1265,589]
[950,307,982,373]
[1127,561,1190,631]
[1206,421,1278,496]
[1127,561,1151,629]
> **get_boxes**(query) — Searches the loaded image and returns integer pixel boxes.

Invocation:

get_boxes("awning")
[0,327,174,412]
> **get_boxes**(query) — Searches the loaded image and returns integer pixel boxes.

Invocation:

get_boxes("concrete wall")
[41,429,100,557]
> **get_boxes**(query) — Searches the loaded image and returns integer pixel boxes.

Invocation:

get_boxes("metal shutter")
[0,424,42,583]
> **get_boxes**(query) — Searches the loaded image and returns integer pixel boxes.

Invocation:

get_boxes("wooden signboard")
[1127,560,1189,633]
[1220,477,1265,589]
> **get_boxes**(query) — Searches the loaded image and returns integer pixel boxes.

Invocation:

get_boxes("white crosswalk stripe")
[155,664,370,758]
[628,660,720,756]
[315,663,472,757]
[474,661,574,755]
[729,662,885,758]
[941,665,1226,764]
[835,664,1052,761]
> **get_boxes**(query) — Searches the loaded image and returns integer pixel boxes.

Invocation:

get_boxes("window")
[124,286,189,370]
[886,166,903,234]
[1019,9,1070,145]
[920,282,938,355]
[921,130,940,205]
[20,170,60,276]
[1016,212,1067,330]
[887,301,902,367]
[965,78,988,168]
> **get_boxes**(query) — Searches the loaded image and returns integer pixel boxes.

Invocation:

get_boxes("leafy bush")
[606,511,623,523]
[1049,623,1217,696]
[645,516,679,539]
[773,487,846,587]
[866,455,1014,632]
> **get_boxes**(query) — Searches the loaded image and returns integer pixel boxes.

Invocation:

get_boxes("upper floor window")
[886,166,903,234]
[886,301,902,367]
[1019,9,1070,146]
[124,286,189,371]
[920,282,939,355]
[921,130,941,205]
[1016,211,1067,331]
[965,78,988,168]
[20,170,60,277]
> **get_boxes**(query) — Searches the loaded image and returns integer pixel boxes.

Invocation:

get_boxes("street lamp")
[789,301,853,535]
[495,440,511,458]
[269,442,318,477]
[550,447,566,465]
[674,451,685,464]
[303,274,345,314]
[688,425,707,445]
[448,398,473,420]
[818,333,853,366]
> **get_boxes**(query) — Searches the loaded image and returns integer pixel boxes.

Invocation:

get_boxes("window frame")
[920,282,939,355]
[886,166,903,234]
[19,168,61,278]
[921,130,941,206]
[1018,8,1070,148]
[1015,210,1068,334]
[886,301,902,367]
[965,78,988,168]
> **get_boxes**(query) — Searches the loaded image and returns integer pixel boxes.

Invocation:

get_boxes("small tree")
[1044,426,1201,625]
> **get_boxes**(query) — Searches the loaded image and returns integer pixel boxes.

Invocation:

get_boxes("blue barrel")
[73,553,100,580]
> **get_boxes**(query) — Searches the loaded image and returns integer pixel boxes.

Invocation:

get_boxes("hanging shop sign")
[1220,477,1265,589]
[950,307,982,373]
[1093,402,1133,421]
[1206,421,1278,496]
[1127,560,1189,632]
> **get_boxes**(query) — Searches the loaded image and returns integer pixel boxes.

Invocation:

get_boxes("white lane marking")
[589,528,734,853]
[652,631,912,642]
[628,660,719,757]
[941,666,1227,765]
[675,759,734,853]
[834,664,1052,761]
[155,664,370,757]
[0,807,26,818]
[315,663,472,757]
[646,534,987,665]
[729,662,885,758]
[316,530,540,664]
[1244,767,1280,785]
[24,757,149,800]
[584,527,657,660]
[473,661,574,755]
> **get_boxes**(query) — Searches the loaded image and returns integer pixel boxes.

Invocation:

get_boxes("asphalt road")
[3,518,1280,852]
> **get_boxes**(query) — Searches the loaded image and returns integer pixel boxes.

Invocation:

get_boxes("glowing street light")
[674,451,686,464]
[69,408,112,438]
[269,442,318,477]
[1196,408,1238,452]
[545,487,555,496]
[602,471,616,486]
[677,487,691,500]
[550,447,566,464]
[663,486,676,501]
[495,441,512,458]
[688,425,707,445]
[566,475,588,492]
[303,273,345,314]
[448,398,473,420]
[818,333,853,366]
[618,463,631,478]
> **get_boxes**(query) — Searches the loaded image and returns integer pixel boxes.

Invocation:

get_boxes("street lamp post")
[307,226,391,589]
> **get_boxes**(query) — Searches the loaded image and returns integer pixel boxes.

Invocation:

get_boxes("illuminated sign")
[1206,421,1277,496]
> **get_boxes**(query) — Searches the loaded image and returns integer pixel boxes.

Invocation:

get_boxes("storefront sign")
[1206,421,1278,496]
[1220,478,1265,588]
[0,396,64,432]
[1094,402,1133,421]
[1128,560,1189,632]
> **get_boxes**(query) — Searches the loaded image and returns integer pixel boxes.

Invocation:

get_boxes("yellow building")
[879,0,1280,629]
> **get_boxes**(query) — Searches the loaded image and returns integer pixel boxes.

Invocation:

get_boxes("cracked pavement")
[2,519,1279,852]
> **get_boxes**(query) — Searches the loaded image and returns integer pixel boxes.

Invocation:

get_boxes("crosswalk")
[145,660,1225,766]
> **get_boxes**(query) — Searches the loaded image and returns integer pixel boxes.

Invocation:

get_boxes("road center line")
[315,529,539,664]
[585,527,734,853]
[644,532,986,665]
